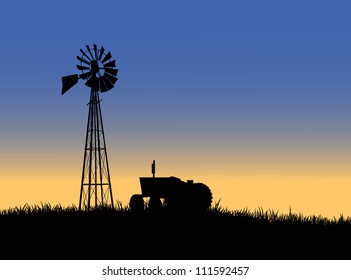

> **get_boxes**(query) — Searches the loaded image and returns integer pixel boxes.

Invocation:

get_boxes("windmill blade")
[80,49,91,61]
[99,77,111,93]
[77,55,90,65]
[99,46,105,61]
[76,65,90,71]
[85,45,95,60]
[99,78,107,93]
[103,60,116,68]
[104,68,118,77]
[85,75,99,91]
[61,74,78,95]
[104,72,118,85]
[101,51,111,64]
[93,44,98,60]
[79,71,91,80]
[100,75,115,92]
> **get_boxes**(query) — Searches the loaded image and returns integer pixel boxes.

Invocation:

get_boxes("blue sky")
[2,1,350,123]
[0,1,351,217]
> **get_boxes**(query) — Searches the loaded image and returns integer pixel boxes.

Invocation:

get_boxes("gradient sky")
[0,1,350,219]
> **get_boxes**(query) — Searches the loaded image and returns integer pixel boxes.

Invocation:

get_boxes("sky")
[0,0,350,219]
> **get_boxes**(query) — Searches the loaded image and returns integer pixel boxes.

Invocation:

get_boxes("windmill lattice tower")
[61,44,118,210]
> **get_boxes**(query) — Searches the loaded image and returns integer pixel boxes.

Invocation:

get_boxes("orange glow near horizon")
[2,126,351,220]
[1,149,351,220]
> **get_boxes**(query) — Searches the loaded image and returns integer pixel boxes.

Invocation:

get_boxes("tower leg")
[79,90,114,210]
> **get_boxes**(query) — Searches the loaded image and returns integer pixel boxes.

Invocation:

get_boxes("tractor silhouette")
[129,160,213,212]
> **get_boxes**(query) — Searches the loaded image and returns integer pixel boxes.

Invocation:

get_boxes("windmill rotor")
[61,44,118,94]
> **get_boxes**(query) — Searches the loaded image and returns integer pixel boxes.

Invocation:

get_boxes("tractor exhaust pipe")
[152,160,155,178]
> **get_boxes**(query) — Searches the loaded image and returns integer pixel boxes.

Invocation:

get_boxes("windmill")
[61,44,118,210]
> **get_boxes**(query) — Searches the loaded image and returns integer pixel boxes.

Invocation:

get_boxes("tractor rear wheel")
[191,183,213,212]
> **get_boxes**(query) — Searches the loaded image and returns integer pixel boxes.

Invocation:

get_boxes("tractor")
[129,160,213,212]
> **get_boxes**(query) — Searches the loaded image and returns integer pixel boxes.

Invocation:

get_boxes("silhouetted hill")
[1,203,351,260]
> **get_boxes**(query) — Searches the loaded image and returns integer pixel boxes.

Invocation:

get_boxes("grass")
[1,200,351,260]
[1,199,350,225]
[209,199,351,225]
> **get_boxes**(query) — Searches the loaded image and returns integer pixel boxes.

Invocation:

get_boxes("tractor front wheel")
[129,194,144,213]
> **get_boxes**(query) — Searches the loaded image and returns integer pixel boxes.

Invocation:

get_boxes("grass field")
[1,201,351,260]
